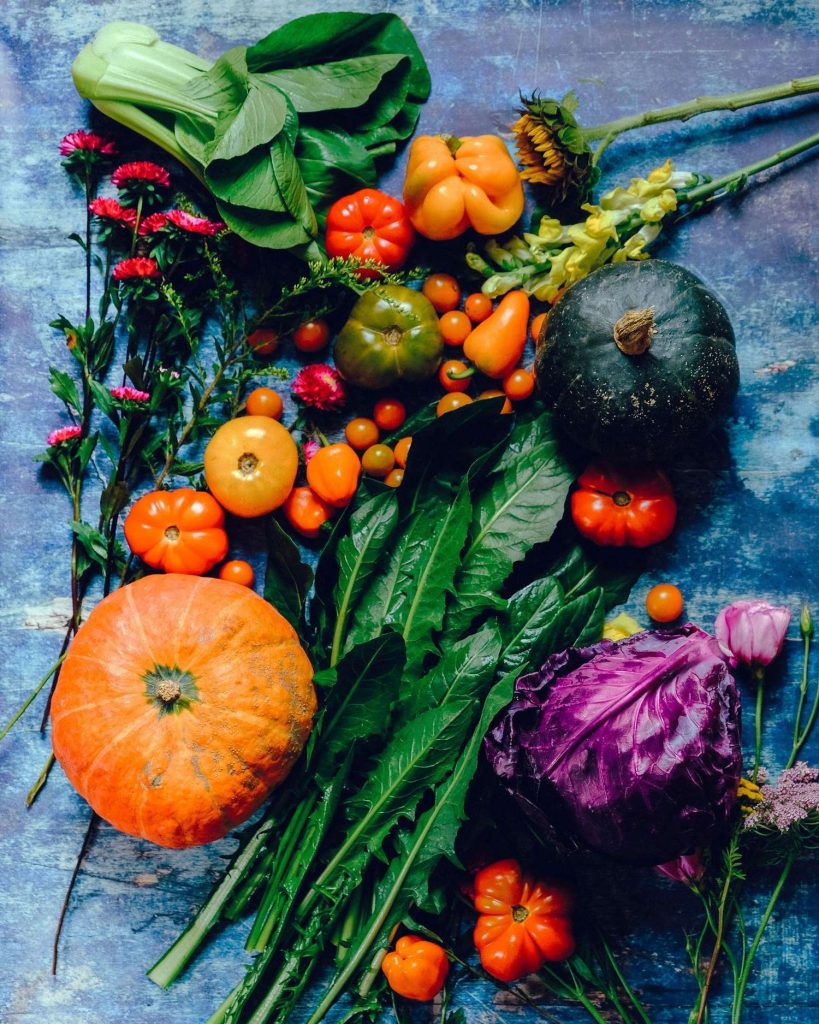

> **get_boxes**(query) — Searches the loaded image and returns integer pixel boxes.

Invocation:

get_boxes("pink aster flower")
[112,161,171,189]
[112,257,161,281]
[715,600,791,669]
[59,131,117,156]
[158,366,181,380]
[89,197,137,226]
[302,440,321,462]
[110,385,150,403]
[291,364,346,413]
[137,212,169,236]
[166,209,225,235]
[47,425,82,446]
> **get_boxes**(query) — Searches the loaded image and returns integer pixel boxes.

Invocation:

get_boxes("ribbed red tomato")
[325,189,415,277]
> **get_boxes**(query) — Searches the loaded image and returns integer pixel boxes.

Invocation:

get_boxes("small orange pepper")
[403,134,524,240]
[463,291,530,379]
[382,934,449,1001]
[306,443,361,508]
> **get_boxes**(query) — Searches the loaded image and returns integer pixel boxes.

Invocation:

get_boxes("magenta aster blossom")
[112,257,161,281]
[89,197,137,226]
[302,440,321,462]
[654,851,705,886]
[137,212,169,236]
[166,209,225,235]
[47,425,82,446]
[59,131,117,156]
[110,385,150,403]
[291,364,347,412]
[715,600,791,669]
[112,161,171,189]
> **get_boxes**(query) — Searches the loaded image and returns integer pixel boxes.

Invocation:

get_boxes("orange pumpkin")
[51,575,316,848]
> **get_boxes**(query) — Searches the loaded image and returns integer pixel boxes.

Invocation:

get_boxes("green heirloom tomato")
[333,285,444,390]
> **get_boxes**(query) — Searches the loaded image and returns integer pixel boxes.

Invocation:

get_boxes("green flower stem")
[26,752,56,807]
[0,655,66,740]
[84,168,93,322]
[694,835,741,1024]
[753,667,765,782]
[730,852,796,1024]
[583,76,819,154]
[680,130,819,206]
[788,622,817,768]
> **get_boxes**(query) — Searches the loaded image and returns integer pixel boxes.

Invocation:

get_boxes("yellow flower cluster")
[603,613,643,642]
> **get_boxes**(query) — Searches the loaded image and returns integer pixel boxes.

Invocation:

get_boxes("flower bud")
[715,600,790,669]
[655,851,704,886]
[801,602,813,640]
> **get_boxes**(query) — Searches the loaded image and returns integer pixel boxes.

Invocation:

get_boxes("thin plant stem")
[787,630,813,768]
[27,752,56,807]
[53,812,98,974]
[753,668,765,782]
[730,852,796,1024]
[84,169,92,323]
[695,837,740,1024]
[0,655,66,740]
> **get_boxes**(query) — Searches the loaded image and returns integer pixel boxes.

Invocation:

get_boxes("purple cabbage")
[484,624,742,865]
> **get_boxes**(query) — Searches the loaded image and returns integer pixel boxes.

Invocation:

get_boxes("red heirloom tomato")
[472,859,574,983]
[325,189,415,276]
[382,935,449,1001]
[571,464,677,548]
[124,488,228,575]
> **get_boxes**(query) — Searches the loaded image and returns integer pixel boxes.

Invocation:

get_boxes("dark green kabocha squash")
[535,260,739,462]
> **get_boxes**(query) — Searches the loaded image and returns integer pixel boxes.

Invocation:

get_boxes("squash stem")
[583,75,819,147]
[680,130,819,206]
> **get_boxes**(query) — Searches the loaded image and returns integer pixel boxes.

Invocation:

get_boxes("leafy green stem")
[694,836,742,1024]
[788,611,817,768]
[0,654,67,740]
[753,668,765,782]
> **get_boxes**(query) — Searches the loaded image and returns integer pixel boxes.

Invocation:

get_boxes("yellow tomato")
[204,416,298,518]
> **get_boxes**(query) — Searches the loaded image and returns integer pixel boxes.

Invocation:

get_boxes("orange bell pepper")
[403,134,524,240]
[382,934,449,1001]
[472,858,575,983]
[463,290,530,379]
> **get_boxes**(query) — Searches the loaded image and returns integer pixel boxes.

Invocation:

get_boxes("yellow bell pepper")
[403,134,525,241]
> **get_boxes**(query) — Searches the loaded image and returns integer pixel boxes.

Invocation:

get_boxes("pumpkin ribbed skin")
[51,575,316,848]
[535,260,739,462]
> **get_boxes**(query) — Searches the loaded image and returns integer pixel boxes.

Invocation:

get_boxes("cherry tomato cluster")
[248,318,332,361]
[421,273,539,418]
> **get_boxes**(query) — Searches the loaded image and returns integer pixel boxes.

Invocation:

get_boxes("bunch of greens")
[148,398,634,1023]
[72,14,430,254]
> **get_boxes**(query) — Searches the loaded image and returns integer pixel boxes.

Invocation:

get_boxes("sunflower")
[511,93,598,204]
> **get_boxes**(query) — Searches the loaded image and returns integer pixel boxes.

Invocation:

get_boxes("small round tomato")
[245,387,283,419]
[345,417,380,451]
[438,359,472,393]
[437,392,473,417]
[646,583,684,623]
[384,468,405,487]
[247,328,279,357]
[477,389,513,413]
[204,416,298,518]
[282,486,334,539]
[373,398,406,432]
[530,311,548,343]
[503,368,535,402]
[423,273,461,313]
[393,436,412,469]
[439,310,472,347]
[293,319,330,353]
[306,443,361,508]
[124,488,228,575]
[464,292,493,323]
[218,559,255,587]
[361,444,395,478]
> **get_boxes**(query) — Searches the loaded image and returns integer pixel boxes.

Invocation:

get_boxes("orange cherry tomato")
[218,559,255,587]
[393,436,412,468]
[439,310,472,347]
[361,444,395,478]
[422,273,461,313]
[502,368,535,402]
[473,859,574,983]
[282,486,334,539]
[345,417,380,451]
[373,398,406,432]
[646,583,684,623]
[123,488,228,575]
[382,934,449,1002]
[437,392,473,417]
[245,387,283,420]
[306,443,361,508]
[530,311,548,343]
[292,319,331,353]
[204,416,298,518]
[477,389,513,413]
[246,328,279,357]
[384,468,405,487]
[438,359,472,393]
[464,292,493,323]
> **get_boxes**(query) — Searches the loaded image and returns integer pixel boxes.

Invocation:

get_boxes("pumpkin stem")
[144,664,199,715]
[613,307,655,356]
[157,678,182,704]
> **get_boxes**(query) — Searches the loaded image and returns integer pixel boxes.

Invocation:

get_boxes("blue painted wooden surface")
[1,1,818,1022]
